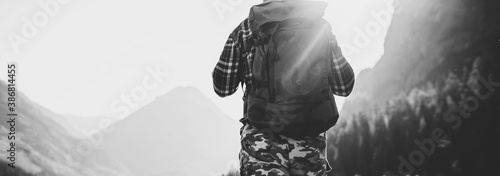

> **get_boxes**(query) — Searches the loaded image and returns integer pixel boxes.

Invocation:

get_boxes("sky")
[0,0,394,123]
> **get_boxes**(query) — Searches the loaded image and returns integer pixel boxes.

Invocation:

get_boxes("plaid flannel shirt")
[212,18,355,100]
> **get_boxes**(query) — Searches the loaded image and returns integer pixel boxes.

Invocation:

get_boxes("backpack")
[245,1,339,137]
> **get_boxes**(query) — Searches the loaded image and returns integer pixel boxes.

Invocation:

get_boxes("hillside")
[340,0,500,117]
[327,0,500,175]
[99,87,241,176]
[0,81,130,176]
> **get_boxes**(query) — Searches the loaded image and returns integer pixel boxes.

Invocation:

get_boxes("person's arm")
[328,34,355,97]
[212,20,248,97]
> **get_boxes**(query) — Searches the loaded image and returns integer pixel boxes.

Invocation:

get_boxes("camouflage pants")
[239,123,332,176]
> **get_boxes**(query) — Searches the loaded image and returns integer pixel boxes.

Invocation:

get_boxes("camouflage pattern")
[239,123,332,176]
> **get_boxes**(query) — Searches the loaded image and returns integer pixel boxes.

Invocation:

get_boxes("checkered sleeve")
[212,20,249,97]
[329,35,355,97]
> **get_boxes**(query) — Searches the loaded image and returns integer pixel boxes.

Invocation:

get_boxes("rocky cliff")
[328,0,500,175]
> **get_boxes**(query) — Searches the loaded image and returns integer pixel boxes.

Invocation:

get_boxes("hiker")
[212,0,355,175]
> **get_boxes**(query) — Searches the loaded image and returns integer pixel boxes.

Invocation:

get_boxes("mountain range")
[327,0,500,175]
[0,81,241,176]
[0,81,130,176]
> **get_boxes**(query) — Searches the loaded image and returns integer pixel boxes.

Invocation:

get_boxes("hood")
[249,0,328,25]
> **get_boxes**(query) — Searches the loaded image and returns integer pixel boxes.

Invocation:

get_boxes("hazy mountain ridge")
[0,81,130,176]
[327,0,500,175]
[0,83,241,176]
[100,86,241,176]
